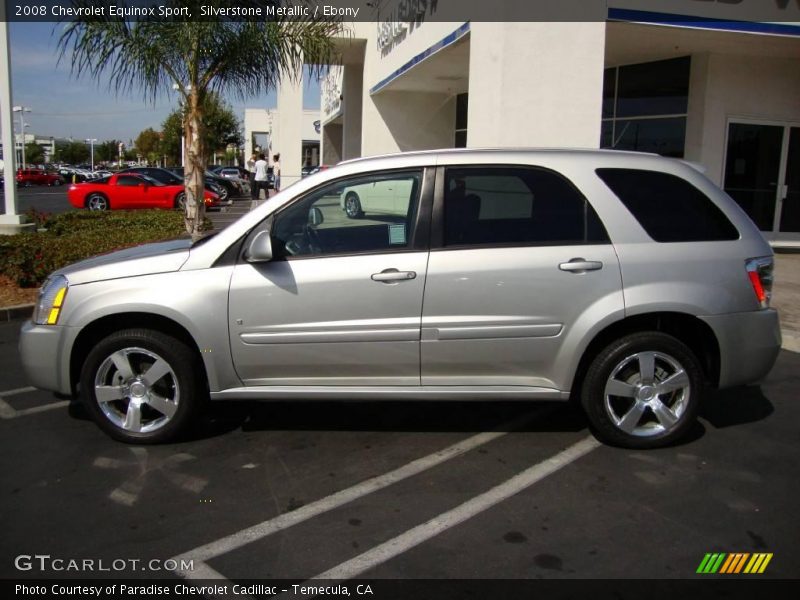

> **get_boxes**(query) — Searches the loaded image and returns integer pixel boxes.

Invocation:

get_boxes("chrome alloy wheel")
[603,351,690,438]
[93,347,180,434]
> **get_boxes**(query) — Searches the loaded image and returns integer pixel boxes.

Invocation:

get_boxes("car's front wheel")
[86,193,109,211]
[581,332,703,449]
[79,329,205,443]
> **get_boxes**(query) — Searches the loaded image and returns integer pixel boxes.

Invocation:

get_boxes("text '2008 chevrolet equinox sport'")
[20,149,781,449]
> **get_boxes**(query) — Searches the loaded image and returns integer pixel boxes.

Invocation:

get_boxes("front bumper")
[700,309,781,389]
[18,320,74,396]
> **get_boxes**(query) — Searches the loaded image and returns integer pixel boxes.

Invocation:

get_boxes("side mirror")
[245,230,273,263]
[308,207,324,226]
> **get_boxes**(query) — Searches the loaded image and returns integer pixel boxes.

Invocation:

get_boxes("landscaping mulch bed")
[0,275,37,309]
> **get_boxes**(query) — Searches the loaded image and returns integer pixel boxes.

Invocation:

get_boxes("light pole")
[85,138,97,172]
[13,105,31,169]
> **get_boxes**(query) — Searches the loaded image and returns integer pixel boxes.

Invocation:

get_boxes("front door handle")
[559,258,603,273]
[371,269,417,283]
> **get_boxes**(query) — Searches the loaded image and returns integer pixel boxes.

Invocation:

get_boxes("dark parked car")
[170,167,243,199]
[121,167,228,202]
[210,165,271,190]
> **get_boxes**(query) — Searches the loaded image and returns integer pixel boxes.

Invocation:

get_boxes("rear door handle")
[559,258,603,273]
[371,269,417,283]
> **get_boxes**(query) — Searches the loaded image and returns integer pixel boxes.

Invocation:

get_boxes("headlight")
[33,275,69,325]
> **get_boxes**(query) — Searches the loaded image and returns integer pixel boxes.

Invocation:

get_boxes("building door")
[724,121,800,236]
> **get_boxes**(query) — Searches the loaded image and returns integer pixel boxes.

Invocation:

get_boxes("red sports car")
[67,173,220,211]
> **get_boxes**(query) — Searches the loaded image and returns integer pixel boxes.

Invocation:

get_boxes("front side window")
[443,166,609,247]
[271,170,423,258]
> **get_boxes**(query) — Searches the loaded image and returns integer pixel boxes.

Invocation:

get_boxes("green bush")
[0,210,212,288]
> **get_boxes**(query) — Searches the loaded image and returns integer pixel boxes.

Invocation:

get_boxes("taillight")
[745,257,774,309]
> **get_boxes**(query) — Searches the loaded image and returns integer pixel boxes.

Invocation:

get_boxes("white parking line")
[15,401,70,417]
[0,386,37,397]
[0,398,16,419]
[172,407,554,578]
[0,387,69,419]
[265,436,601,599]
[305,436,600,584]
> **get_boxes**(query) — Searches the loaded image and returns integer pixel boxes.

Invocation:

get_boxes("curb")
[1,304,34,322]
[2,301,799,354]
[782,331,800,354]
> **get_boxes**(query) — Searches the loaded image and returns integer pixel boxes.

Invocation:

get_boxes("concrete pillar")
[276,73,304,188]
[342,64,363,160]
[322,123,343,165]
[467,21,606,149]
[0,16,28,233]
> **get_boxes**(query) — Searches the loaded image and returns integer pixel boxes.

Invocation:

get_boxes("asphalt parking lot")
[3,186,799,597]
[1,314,799,594]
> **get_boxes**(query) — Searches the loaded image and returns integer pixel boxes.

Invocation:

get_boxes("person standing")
[272,153,281,192]
[254,153,269,200]
[247,152,258,199]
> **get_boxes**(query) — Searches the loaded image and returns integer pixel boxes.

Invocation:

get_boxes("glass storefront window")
[611,117,687,158]
[601,56,690,158]
[616,57,690,118]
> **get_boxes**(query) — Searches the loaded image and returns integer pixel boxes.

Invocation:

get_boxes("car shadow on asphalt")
[65,386,775,446]
[700,385,774,429]
[192,400,590,441]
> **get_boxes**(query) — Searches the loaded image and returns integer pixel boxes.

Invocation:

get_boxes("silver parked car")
[20,149,781,448]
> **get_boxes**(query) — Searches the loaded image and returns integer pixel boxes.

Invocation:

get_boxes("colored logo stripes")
[697,552,773,574]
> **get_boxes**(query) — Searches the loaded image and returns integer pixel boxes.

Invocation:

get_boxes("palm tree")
[58,0,342,239]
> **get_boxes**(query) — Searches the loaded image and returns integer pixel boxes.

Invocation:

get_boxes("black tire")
[53,178,63,186]
[174,191,186,210]
[581,332,704,449]
[79,329,206,444]
[86,193,109,211]
[344,192,363,219]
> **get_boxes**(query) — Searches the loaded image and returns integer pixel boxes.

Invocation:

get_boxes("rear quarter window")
[596,168,739,242]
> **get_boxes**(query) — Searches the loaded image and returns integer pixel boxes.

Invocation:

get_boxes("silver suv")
[20,150,781,448]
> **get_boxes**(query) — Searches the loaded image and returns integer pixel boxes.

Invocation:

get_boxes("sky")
[7,22,322,145]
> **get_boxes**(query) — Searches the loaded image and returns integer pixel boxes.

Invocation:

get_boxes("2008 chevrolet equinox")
[20,149,781,448]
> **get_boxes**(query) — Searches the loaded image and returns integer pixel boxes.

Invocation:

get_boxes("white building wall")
[689,53,800,185]
[360,21,467,156]
[467,22,606,149]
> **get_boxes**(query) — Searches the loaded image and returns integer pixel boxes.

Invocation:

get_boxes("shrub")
[0,210,212,288]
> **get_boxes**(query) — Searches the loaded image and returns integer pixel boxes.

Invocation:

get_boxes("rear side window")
[443,166,609,247]
[596,168,739,242]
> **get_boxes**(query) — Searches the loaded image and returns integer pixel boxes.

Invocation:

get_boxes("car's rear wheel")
[581,332,703,449]
[86,193,109,211]
[80,329,204,444]
[174,191,186,210]
[52,178,63,186]
[344,192,363,219]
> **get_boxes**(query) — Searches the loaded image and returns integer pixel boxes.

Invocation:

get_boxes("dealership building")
[266,0,800,243]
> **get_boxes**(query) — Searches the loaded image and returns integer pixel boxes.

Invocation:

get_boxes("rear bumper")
[700,309,781,389]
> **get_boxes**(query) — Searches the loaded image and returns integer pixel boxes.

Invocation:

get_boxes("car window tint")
[271,170,422,258]
[443,166,609,246]
[596,168,739,242]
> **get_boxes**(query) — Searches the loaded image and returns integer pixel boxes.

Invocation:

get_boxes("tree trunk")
[183,91,207,241]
